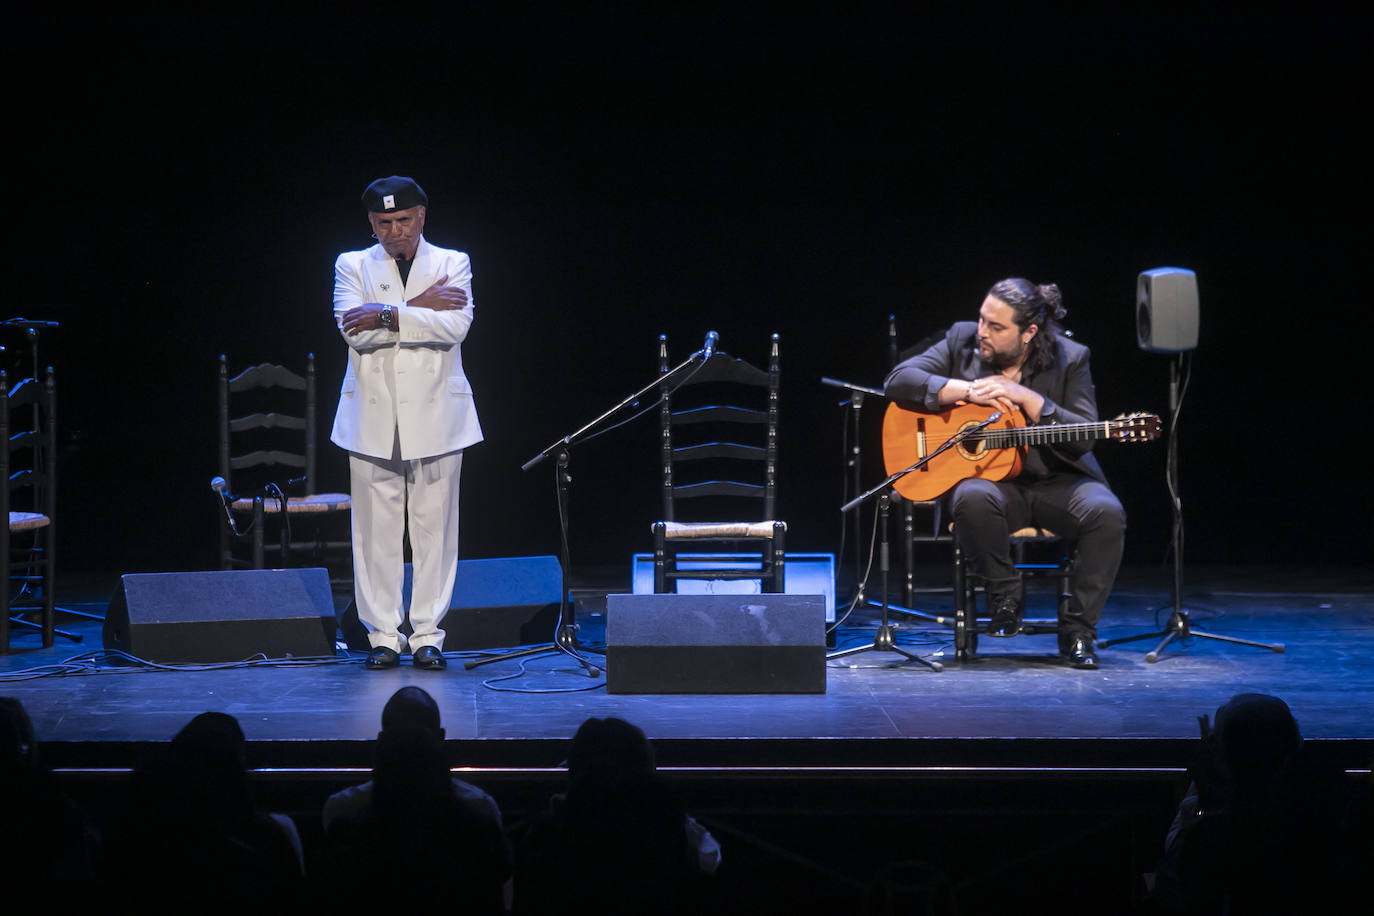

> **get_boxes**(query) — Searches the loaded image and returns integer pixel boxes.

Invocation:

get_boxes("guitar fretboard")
[976,421,1114,449]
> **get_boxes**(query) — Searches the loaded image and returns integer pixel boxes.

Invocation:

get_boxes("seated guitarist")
[884,278,1125,669]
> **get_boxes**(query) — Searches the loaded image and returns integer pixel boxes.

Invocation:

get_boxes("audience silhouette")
[2,696,100,883]
[512,716,720,915]
[1150,692,1360,914]
[100,711,304,901]
[315,686,511,912]
[21,683,1371,915]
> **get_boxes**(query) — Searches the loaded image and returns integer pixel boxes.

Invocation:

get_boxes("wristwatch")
[379,305,394,330]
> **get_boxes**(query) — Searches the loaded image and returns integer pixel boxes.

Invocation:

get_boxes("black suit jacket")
[883,321,1108,484]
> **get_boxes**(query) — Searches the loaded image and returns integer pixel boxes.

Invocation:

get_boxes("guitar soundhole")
[956,423,986,460]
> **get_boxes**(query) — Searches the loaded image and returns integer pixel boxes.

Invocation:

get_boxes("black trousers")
[950,473,1125,641]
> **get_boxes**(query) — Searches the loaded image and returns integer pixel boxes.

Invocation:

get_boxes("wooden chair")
[217,355,351,587]
[652,333,786,594]
[951,526,1072,660]
[2,368,56,652]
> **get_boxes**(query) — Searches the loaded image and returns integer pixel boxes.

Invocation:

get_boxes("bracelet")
[967,381,975,400]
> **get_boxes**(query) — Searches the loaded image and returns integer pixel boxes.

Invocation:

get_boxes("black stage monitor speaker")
[104,568,336,663]
[605,593,826,694]
[1137,267,1199,353]
[338,555,563,651]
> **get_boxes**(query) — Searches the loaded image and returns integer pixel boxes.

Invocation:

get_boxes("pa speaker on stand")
[1102,267,1283,661]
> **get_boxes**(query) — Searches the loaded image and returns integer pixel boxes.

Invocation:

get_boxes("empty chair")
[2,367,56,652]
[217,354,350,586]
[652,333,785,595]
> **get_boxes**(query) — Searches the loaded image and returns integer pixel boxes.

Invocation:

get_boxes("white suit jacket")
[329,237,483,460]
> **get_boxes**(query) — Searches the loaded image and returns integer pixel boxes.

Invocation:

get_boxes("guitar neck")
[979,420,1117,449]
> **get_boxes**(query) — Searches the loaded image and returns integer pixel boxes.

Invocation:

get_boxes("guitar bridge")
[916,417,928,472]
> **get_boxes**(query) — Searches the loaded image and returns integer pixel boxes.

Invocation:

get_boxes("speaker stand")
[1098,353,1283,661]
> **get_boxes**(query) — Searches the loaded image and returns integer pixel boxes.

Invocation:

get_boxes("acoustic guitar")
[882,401,1161,502]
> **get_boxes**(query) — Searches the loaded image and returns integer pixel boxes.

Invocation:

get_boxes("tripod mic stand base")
[463,623,601,677]
[827,623,943,671]
[1097,609,1285,663]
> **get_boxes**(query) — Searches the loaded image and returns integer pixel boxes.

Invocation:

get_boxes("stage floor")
[6,564,1372,773]
[7,563,1371,913]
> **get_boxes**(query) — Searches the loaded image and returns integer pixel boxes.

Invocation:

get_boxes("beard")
[979,339,1026,371]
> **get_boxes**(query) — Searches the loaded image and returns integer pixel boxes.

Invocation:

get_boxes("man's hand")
[407,274,469,311]
[342,305,384,336]
[968,375,1045,422]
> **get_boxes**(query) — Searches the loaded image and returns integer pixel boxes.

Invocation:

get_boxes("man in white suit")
[331,176,483,670]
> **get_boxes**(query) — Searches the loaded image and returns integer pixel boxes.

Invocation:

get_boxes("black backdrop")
[14,7,1365,585]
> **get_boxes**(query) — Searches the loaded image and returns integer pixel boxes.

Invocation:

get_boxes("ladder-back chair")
[652,333,786,594]
[217,354,351,586]
[1,367,56,652]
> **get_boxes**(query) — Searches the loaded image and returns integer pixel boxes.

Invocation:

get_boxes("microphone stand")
[827,411,1001,671]
[820,376,883,608]
[819,374,959,631]
[466,344,712,674]
[266,482,290,568]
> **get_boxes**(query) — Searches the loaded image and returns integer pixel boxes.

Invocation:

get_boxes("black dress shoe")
[985,576,1023,637]
[1065,636,1099,670]
[365,646,400,670]
[986,595,1023,637]
[412,646,448,671]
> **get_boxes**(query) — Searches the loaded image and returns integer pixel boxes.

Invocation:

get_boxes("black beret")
[362,176,428,212]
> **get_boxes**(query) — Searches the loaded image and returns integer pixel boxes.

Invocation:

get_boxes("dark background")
[12,6,1365,591]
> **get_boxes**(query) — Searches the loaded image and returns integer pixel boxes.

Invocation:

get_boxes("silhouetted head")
[372,725,454,809]
[165,711,251,815]
[381,686,444,737]
[171,711,246,769]
[1213,693,1302,794]
[566,717,655,783]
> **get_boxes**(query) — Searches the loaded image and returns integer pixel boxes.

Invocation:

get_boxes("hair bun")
[1037,282,1066,320]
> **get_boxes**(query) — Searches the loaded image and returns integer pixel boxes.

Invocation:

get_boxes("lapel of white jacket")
[403,237,434,300]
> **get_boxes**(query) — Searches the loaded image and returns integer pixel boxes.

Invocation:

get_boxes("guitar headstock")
[1109,412,1162,442]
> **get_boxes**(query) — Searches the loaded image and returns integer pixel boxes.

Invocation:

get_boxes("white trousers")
[348,447,463,653]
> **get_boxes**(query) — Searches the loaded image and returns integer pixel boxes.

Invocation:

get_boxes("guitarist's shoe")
[985,577,1024,637]
[1064,635,1099,670]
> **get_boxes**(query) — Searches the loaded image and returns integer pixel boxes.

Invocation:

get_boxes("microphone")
[211,477,239,533]
[702,330,719,360]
